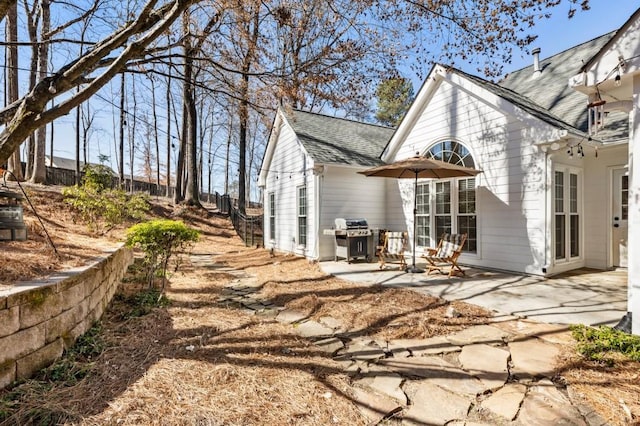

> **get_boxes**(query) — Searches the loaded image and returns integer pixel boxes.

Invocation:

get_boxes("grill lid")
[335,218,368,229]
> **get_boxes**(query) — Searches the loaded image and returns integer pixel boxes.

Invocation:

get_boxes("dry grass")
[557,348,640,425]
[0,184,121,288]
[0,185,639,425]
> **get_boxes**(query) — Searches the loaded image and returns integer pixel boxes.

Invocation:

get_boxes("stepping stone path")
[208,257,607,425]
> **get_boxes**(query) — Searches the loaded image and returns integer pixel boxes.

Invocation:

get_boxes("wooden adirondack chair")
[423,233,467,277]
[377,230,408,270]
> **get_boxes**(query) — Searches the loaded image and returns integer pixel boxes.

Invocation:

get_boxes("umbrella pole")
[407,171,423,273]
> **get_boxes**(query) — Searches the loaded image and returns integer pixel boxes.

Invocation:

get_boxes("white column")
[630,75,640,335]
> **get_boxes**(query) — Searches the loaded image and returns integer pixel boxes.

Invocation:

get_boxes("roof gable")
[382,64,575,162]
[499,32,629,140]
[283,109,394,167]
[580,8,640,74]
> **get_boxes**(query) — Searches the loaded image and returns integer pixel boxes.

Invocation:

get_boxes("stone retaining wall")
[0,245,133,389]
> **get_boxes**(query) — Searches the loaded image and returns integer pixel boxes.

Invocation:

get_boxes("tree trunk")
[118,73,125,186]
[6,2,22,180]
[75,99,81,185]
[165,50,172,197]
[151,78,160,193]
[24,0,37,180]
[224,116,231,195]
[174,94,186,204]
[182,9,200,207]
[129,77,137,192]
[30,0,51,183]
[238,74,249,214]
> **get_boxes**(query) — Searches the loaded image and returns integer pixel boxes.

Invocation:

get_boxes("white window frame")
[268,192,276,242]
[553,166,583,263]
[416,177,477,254]
[297,185,307,248]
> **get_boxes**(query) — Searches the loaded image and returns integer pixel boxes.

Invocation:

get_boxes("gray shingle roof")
[454,68,584,136]
[497,32,628,142]
[46,155,114,173]
[284,109,394,167]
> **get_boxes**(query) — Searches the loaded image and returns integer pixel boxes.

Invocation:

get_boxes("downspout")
[543,148,549,274]
[314,167,323,260]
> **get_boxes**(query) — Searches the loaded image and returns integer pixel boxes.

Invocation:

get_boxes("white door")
[612,168,628,268]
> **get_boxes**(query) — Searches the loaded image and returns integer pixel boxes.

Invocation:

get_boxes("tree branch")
[0,0,198,164]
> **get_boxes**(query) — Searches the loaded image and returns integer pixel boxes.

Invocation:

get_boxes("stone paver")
[356,372,406,404]
[516,379,586,426]
[566,386,609,426]
[403,381,472,425]
[205,260,607,426]
[378,356,486,396]
[458,344,510,390]
[314,337,344,354]
[336,339,386,362]
[446,324,511,346]
[495,319,574,345]
[351,387,403,424]
[295,320,334,338]
[509,338,561,378]
[319,316,343,331]
[388,336,462,356]
[275,309,308,324]
[480,382,527,421]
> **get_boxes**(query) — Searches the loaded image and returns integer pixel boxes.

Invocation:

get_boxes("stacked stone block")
[0,246,133,389]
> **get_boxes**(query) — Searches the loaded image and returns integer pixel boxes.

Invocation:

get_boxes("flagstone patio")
[319,261,627,327]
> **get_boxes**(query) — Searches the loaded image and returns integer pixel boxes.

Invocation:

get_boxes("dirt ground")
[0,184,639,425]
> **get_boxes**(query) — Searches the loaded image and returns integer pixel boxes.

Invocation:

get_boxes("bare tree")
[118,72,126,185]
[5,1,22,180]
[29,0,50,183]
[150,77,161,189]
[0,0,196,165]
[0,0,592,198]
[0,0,17,23]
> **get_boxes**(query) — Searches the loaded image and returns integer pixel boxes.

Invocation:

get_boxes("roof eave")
[258,109,285,187]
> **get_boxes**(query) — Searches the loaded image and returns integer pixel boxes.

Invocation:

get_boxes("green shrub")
[62,165,149,231]
[571,324,640,364]
[125,219,199,289]
[82,164,113,192]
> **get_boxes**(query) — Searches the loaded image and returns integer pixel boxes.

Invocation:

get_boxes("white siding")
[263,121,317,258]
[581,144,628,269]
[392,80,550,274]
[318,166,386,260]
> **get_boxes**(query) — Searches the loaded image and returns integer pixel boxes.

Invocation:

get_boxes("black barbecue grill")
[0,190,27,241]
[327,218,373,263]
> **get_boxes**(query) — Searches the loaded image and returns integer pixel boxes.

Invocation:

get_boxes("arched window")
[416,141,477,253]
[425,140,475,168]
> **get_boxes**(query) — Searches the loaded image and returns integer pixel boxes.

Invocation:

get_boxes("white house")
[568,9,640,334]
[258,109,396,260]
[260,9,640,333]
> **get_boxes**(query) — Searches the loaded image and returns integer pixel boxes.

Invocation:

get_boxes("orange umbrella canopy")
[358,155,481,179]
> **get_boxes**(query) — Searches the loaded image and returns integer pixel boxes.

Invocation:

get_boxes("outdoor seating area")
[423,233,467,277]
[319,260,628,327]
[376,229,408,270]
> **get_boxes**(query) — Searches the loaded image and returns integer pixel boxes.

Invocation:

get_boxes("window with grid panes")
[269,192,275,241]
[416,183,430,246]
[554,169,581,261]
[415,141,477,253]
[297,186,307,247]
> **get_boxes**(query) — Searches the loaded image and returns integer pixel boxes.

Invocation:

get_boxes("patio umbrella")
[358,155,481,273]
